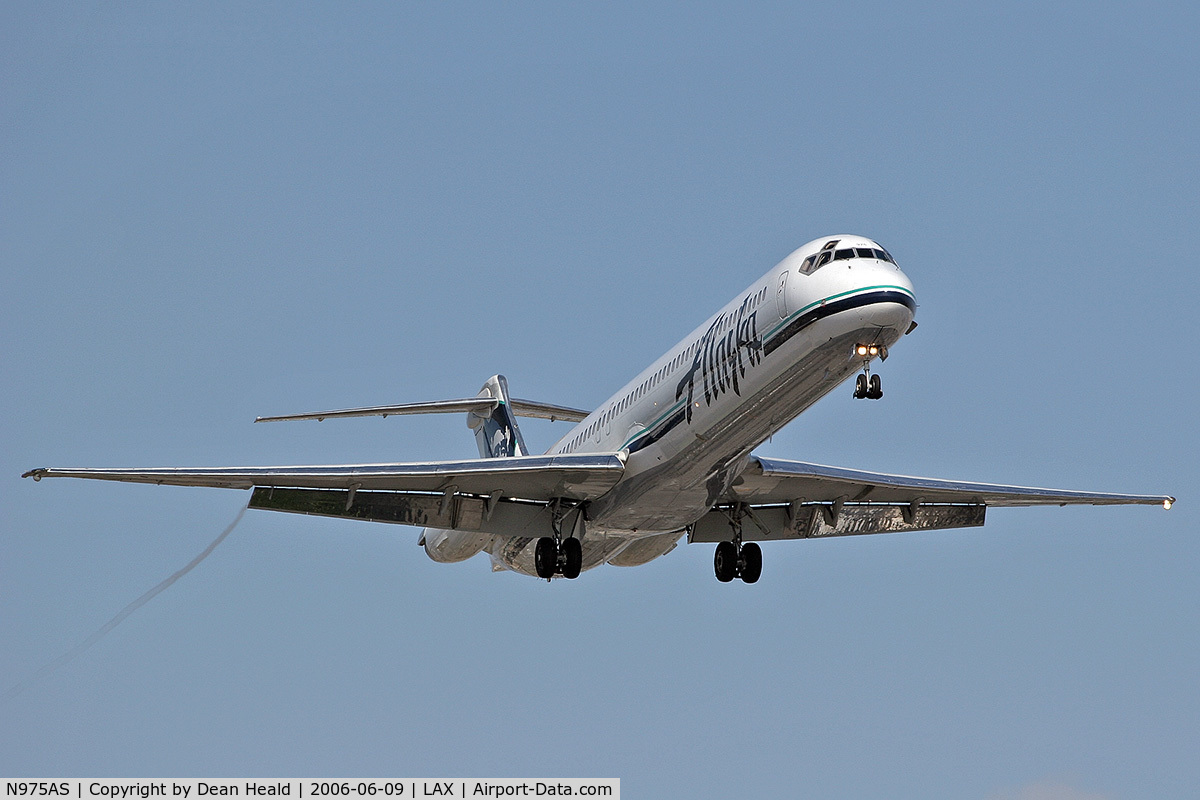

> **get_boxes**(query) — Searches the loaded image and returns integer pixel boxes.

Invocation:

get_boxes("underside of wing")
[728,456,1175,508]
[22,453,625,502]
[687,455,1174,543]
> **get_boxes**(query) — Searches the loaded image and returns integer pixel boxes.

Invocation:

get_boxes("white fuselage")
[464,235,916,575]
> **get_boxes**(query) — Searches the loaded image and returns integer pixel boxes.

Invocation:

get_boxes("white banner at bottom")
[1,781,619,800]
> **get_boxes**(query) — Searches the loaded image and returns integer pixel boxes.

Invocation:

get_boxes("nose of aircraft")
[779,237,916,348]
[824,247,916,343]
[867,263,916,331]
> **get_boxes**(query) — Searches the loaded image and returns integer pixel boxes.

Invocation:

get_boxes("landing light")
[1164,499,1173,510]
[856,345,868,356]
[855,344,880,357]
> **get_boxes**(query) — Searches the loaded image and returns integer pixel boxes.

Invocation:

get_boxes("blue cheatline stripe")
[762,288,915,357]
[623,405,688,452]
[619,287,916,452]
[762,284,915,343]
[763,284,916,340]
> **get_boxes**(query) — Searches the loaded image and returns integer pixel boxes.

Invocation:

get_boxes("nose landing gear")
[854,371,882,400]
[853,344,884,400]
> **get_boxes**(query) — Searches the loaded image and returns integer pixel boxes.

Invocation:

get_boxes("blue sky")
[2,2,1197,797]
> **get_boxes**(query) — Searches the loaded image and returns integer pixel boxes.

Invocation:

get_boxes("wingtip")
[22,468,46,481]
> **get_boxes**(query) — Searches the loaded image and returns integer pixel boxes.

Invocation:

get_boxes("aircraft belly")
[606,530,684,567]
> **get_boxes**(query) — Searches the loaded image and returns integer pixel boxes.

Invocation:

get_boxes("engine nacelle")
[422,527,492,563]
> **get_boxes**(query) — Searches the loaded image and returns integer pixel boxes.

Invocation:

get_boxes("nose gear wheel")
[853,361,883,400]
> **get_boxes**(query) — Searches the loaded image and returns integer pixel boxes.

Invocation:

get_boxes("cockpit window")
[803,245,898,273]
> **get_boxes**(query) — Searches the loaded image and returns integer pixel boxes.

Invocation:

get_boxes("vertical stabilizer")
[467,375,529,458]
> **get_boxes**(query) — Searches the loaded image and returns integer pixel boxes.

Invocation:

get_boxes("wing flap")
[22,453,625,502]
[690,503,986,542]
[728,456,1174,508]
[249,487,487,529]
[248,488,570,539]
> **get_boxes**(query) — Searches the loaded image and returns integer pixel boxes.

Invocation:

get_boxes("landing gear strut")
[713,505,763,584]
[535,501,584,580]
[853,345,884,400]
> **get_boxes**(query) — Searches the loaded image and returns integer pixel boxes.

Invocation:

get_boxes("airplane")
[23,235,1174,583]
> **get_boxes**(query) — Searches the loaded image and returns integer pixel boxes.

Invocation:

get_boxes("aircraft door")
[776,271,790,319]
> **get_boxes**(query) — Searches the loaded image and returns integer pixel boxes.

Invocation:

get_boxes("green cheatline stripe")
[621,399,686,449]
[762,284,914,341]
[618,284,914,451]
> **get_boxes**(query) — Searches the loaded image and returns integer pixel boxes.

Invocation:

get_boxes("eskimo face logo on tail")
[676,293,763,422]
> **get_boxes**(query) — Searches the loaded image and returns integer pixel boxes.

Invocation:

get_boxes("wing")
[22,453,624,501]
[689,455,1173,543]
[728,456,1174,507]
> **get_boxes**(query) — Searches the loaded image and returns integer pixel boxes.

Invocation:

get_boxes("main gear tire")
[561,537,583,579]
[740,542,763,584]
[534,536,558,579]
[714,541,738,582]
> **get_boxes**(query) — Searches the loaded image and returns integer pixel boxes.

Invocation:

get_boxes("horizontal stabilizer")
[255,397,588,424]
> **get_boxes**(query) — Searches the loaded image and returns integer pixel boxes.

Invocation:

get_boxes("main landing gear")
[714,540,762,584]
[535,501,583,580]
[853,343,884,400]
[713,504,763,584]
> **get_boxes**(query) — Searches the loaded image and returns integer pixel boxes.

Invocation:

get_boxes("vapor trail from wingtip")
[2,506,247,702]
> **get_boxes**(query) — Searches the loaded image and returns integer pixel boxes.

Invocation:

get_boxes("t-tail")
[468,375,529,458]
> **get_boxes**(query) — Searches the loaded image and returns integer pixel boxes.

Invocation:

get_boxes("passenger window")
[834,249,855,260]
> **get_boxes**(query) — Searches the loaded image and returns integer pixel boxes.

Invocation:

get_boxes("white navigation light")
[1164,499,1173,510]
